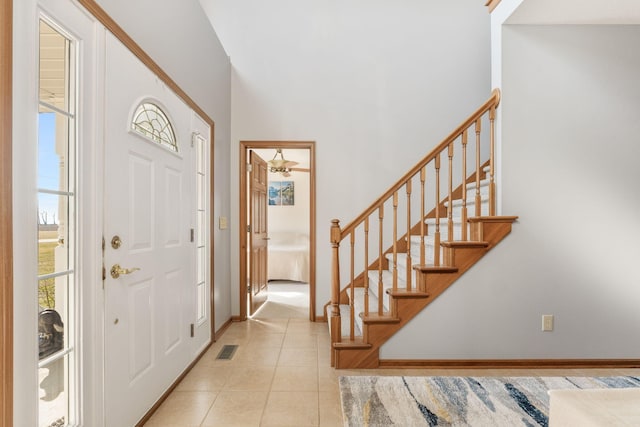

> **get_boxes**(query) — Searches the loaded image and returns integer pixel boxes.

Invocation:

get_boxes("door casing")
[239,141,316,321]
[1,0,13,424]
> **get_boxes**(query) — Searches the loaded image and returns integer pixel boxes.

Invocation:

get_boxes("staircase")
[327,89,518,369]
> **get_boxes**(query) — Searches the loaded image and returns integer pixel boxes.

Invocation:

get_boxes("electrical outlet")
[542,315,554,332]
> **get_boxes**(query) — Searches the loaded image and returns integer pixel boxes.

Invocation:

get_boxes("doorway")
[239,141,316,321]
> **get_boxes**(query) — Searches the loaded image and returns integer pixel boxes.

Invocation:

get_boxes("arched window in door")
[131,101,178,152]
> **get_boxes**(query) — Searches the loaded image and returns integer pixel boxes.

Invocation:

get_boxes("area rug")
[339,375,640,426]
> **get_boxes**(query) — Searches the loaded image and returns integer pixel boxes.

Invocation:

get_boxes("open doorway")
[239,141,316,321]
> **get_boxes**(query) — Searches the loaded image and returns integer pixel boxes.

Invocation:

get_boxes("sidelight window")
[37,18,77,427]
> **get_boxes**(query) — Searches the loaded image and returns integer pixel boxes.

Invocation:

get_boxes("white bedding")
[268,232,309,282]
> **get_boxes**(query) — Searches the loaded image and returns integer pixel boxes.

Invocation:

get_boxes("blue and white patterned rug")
[339,375,640,426]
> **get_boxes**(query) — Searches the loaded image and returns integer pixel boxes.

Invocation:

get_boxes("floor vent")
[216,345,238,360]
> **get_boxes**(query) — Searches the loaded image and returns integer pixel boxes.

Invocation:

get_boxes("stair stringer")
[333,216,517,369]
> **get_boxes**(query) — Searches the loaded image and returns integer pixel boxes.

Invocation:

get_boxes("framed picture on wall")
[280,181,294,206]
[268,181,294,206]
[268,181,281,205]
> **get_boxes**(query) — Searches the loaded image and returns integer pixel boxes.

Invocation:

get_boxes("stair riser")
[408,246,443,264]
[446,199,489,218]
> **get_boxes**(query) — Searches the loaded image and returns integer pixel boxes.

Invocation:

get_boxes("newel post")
[330,219,342,366]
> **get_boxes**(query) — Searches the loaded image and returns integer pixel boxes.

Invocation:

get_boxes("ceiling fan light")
[268,159,287,169]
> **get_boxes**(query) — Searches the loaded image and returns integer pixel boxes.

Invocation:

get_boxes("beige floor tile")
[318,366,340,392]
[317,343,332,364]
[200,390,268,427]
[245,318,289,334]
[143,391,216,426]
[282,332,318,349]
[261,391,319,427]
[224,366,276,391]
[286,320,328,335]
[175,364,231,392]
[319,391,343,427]
[233,345,281,366]
[278,348,318,367]
[271,365,319,391]
[246,332,286,348]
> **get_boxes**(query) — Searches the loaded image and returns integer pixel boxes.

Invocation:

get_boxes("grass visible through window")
[39,230,59,309]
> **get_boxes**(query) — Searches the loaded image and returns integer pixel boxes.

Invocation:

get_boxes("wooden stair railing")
[485,0,502,13]
[329,89,513,368]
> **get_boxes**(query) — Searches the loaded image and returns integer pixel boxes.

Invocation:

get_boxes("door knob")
[110,264,141,279]
[111,235,122,249]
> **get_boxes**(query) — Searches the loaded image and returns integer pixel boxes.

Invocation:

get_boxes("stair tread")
[362,314,401,324]
[333,340,372,350]
[440,240,489,248]
[468,215,519,223]
[386,289,430,298]
[413,265,459,273]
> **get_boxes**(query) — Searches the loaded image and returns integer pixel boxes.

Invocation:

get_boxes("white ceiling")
[507,0,640,25]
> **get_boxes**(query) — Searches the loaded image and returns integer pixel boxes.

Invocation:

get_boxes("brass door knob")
[110,264,141,279]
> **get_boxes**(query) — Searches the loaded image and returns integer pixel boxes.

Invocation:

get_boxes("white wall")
[201,0,492,316]
[96,0,233,329]
[267,171,310,234]
[382,25,640,359]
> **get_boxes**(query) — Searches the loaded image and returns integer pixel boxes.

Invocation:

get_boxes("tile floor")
[144,284,640,426]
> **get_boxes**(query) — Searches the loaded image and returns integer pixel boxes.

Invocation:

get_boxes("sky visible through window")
[38,112,60,222]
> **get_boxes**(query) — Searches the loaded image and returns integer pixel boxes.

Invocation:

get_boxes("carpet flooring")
[339,375,640,426]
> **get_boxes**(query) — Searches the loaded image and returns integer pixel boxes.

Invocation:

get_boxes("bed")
[268,231,310,282]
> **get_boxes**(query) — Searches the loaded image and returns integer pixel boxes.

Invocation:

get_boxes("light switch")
[219,216,228,230]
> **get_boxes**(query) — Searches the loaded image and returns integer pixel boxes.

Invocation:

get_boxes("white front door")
[103,33,195,426]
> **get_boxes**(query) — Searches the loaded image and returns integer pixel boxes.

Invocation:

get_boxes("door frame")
[1,0,13,424]
[239,141,317,321]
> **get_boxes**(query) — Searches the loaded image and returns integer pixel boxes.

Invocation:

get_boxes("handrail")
[339,89,500,240]
[485,0,502,13]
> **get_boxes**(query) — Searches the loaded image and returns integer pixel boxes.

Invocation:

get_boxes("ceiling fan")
[267,148,310,177]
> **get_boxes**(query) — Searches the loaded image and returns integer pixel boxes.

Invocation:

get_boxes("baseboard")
[214,317,236,341]
[315,315,327,323]
[378,359,640,369]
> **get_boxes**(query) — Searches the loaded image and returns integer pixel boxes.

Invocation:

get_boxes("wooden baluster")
[405,180,412,291]
[447,142,454,242]
[475,118,482,217]
[392,192,398,291]
[349,230,355,340]
[330,219,342,351]
[489,105,496,216]
[461,130,468,241]
[420,167,426,265]
[377,205,384,315]
[434,153,441,266]
[364,218,369,317]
